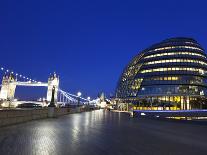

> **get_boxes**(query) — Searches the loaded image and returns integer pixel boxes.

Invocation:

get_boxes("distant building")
[97,92,111,108]
[116,37,207,110]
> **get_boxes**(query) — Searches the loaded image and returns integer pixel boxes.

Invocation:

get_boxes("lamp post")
[48,86,56,107]
[87,97,90,105]
[48,86,56,118]
[77,92,81,107]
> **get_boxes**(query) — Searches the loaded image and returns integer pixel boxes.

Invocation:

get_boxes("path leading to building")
[0,109,206,155]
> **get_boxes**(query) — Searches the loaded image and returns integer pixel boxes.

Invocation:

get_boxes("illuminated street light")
[1,67,4,71]
[77,92,81,106]
[77,92,82,97]
[15,73,18,80]
[87,97,90,105]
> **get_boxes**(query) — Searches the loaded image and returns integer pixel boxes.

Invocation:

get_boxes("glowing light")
[0,67,41,84]
[141,113,146,116]
[77,92,82,97]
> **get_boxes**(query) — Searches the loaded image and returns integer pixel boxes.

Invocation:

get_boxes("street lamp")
[77,92,82,97]
[15,73,18,80]
[48,86,56,107]
[77,92,81,106]
[87,97,90,105]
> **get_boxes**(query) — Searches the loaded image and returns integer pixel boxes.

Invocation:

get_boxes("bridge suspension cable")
[59,89,89,101]
[0,66,42,83]
[58,90,78,103]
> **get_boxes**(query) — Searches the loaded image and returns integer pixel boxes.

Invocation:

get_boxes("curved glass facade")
[116,37,207,110]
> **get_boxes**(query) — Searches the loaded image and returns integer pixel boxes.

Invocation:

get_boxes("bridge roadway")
[0,110,206,155]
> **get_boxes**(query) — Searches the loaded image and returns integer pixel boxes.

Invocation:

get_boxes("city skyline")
[1,0,207,99]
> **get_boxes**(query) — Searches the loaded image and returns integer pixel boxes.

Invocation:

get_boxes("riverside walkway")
[0,109,206,155]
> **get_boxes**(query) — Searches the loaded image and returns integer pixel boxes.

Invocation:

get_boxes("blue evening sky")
[0,0,207,99]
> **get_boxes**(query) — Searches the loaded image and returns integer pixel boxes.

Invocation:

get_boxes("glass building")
[116,37,207,110]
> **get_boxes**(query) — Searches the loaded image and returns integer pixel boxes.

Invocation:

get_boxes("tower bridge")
[0,72,91,107]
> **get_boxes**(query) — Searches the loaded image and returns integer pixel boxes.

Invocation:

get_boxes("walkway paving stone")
[0,110,206,155]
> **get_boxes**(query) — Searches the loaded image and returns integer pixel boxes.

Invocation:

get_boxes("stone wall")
[0,107,94,127]
[55,108,70,116]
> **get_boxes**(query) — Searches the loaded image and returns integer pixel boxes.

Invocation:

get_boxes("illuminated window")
[171,77,178,80]
[144,58,207,66]
[144,52,206,59]
[140,67,205,74]
[148,46,203,53]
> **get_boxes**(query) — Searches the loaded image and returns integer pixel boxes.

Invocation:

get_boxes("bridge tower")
[47,73,59,103]
[0,73,17,101]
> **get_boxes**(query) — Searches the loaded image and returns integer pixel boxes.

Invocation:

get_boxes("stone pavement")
[0,109,207,155]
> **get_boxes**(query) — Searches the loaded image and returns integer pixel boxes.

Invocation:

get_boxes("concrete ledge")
[0,106,97,127]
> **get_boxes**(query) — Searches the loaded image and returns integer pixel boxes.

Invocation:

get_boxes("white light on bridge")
[0,67,42,90]
[87,97,90,100]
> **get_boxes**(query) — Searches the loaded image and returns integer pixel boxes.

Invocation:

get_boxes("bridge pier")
[46,73,59,104]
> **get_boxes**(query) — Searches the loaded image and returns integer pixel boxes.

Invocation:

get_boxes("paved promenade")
[0,110,207,155]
